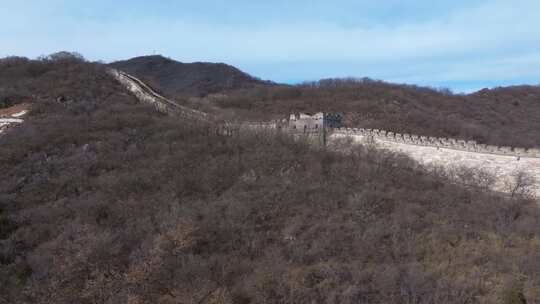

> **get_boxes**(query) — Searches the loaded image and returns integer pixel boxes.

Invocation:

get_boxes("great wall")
[330,130,540,196]
[109,69,540,196]
[110,70,211,122]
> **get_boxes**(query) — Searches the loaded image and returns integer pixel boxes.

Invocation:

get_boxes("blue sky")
[2,0,540,93]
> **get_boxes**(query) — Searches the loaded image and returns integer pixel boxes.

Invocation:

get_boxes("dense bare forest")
[1,55,539,303]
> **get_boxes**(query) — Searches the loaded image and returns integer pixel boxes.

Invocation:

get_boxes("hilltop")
[109,55,272,98]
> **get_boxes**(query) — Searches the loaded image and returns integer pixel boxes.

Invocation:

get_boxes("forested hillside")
[1,55,540,303]
[109,55,272,98]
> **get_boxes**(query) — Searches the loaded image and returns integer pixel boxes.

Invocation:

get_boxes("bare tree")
[506,170,536,199]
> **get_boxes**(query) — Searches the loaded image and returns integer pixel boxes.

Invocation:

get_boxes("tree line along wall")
[110,68,540,159]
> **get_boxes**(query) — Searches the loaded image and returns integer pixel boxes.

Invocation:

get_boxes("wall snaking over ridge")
[112,69,540,196]
[109,69,211,122]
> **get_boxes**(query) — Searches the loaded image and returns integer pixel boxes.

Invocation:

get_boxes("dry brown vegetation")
[1,55,540,303]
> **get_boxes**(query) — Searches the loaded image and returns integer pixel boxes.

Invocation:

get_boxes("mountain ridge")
[109,55,274,98]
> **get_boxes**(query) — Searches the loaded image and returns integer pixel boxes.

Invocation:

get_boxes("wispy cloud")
[1,0,539,92]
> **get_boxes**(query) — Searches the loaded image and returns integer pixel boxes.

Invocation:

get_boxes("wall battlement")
[333,127,540,159]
